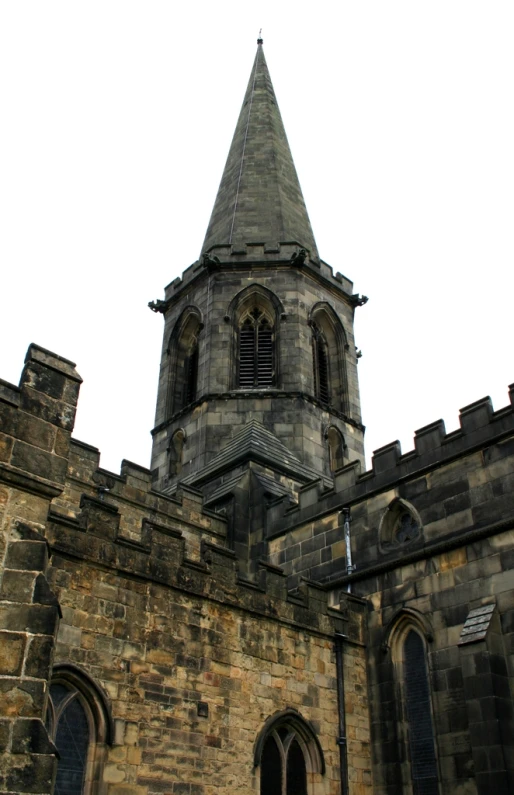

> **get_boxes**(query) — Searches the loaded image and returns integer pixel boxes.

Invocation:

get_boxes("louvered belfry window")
[312,323,330,403]
[239,308,274,387]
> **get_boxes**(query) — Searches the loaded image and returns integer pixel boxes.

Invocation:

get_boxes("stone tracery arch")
[309,302,349,414]
[46,664,113,795]
[254,709,325,795]
[227,284,284,389]
[166,306,203,416]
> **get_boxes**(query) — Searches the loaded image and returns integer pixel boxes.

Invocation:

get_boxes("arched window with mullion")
[312,322,330,404]
[238,308,275,388]
[255,710,324,795]
[45,666,112,795]
[260,729,307,795]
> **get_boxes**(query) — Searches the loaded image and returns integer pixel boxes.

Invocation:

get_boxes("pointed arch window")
[48,683,89,794]
[185,339,199,404]
[238,308,275,388]
[379,498,423,553]
[385,616,439,795]
[312,322,330,404]
[403,630,439,794]
[326,426,346,472]
[45,666,112,795]
[309,304,349,414]
[167,308,202,417]
[255,709,324,795]
[261,730,307,795]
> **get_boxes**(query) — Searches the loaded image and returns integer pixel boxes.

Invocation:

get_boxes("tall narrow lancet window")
[310,304,349,414]
[239,308,274,388]
[404,630,439,795]
[185,339,199,404]
[326,426,346,472]
[312,322,330,403]
[167,307,202,416]
[47,683,90,795]
[45,665,112,795]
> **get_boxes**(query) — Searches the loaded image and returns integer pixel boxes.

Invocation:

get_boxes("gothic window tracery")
[255,709,324,795]
[384,613,439,795]
[238,307,275,388]
[47,682,90,795]
[379,498,423,553]
[45,667,111,795]
[167,307,202,416]
[309,304,349,414]
[260,729,307,795]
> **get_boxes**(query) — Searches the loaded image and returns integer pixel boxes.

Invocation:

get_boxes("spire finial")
[257,29,263,45]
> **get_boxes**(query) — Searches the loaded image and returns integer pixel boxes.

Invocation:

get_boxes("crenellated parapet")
[268,387,514,531]
[46,488,347,637]
[267,386,514,589]
[0,344,82,501]
[156,244,356,311]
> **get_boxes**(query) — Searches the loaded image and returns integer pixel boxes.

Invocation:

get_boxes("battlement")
[0,343,82,499]
[46,491,345,637]
[160,243,355,307]
[268,385,514,534]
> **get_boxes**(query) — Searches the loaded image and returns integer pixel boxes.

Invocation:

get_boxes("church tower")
[150,40,366,533]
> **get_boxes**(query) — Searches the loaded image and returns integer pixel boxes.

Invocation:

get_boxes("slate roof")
[181,420,330,490]
[203,470,295,509]
[201,40,318,258]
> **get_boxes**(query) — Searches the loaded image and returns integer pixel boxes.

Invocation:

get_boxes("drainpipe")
[342,507,354,592]
[335,632,349,795]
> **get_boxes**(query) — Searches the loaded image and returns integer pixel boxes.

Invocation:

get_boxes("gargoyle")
[148,299,167,314]
[350,294,369,307]
[203,253,221,268]
[290,248,307,266]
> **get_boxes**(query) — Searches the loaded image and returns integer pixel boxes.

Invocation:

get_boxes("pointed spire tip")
[257,28,263,45]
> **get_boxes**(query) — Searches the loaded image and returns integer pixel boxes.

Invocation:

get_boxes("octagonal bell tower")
[150,39,366,497]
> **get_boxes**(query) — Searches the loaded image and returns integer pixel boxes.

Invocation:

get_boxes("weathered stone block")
[0,632,26,676]
[24,636,55,680]
[5,540,48,572]
[11,441,67,484]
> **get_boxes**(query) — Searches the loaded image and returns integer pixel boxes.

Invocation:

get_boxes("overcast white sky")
[1,2,513,474]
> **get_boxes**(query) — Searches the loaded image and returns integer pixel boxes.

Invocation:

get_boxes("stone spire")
[201,40,318,258]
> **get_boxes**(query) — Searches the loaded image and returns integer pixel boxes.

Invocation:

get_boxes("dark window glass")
[185,342,198,404]
[261,734,282,795]
[312,324,329,403]
[52,688,89,795]
[49,683,71,710]
[286,737,307,795]
[396,512,420,544]
[404,631,438,795]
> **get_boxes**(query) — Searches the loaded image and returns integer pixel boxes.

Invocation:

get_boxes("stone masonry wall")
[44,502,371,795]
[0,343,373,795]
[267,388,514,794]
[151,252,365,490]
[0,344,82,794]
